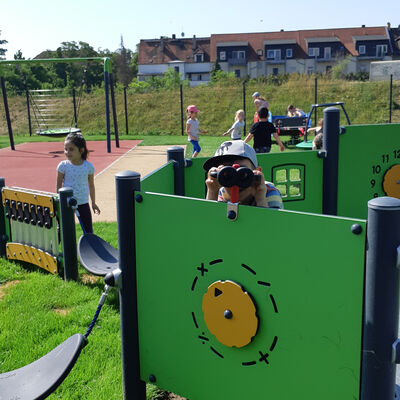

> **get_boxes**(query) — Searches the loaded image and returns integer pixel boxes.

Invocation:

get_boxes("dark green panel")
[257,151,323,213]
[141,162,175,195]
[135,193,366,400]
[337,124,400,219]
[184,151,323,213]
[184,157,207,199]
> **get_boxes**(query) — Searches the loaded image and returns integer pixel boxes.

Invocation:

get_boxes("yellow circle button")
[383,165,400,199]
[202,280,258,348]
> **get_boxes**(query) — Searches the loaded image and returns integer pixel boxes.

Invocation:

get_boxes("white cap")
[203,140,258,171]
[252,92,260,98]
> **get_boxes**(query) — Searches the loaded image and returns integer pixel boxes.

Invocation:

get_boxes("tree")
[0,30,8,60]
[210,60,221,79]
[115,35,134,87]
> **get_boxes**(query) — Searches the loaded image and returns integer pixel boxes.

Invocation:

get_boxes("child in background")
[56,132,100,233]
[223,109,245,140]
[287,104,305,117]
[308,118,324,150]
[204,140,283,209]
[244,107,285,153]
[252,92,270,123]
[186,104,206,158]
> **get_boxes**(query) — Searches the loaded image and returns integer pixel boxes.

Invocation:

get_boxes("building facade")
[138,25,400,85]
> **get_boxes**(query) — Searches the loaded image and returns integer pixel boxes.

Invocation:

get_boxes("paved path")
[94,145,185,222]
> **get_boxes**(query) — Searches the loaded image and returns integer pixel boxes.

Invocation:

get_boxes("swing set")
[0,57,119,152]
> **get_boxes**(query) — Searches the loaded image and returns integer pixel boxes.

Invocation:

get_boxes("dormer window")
[308,47,320,57]
[358,45,366,55]
[194,53,204,62]
[220,51,226,61]
[286,48,293,58]
[267,49,281,60]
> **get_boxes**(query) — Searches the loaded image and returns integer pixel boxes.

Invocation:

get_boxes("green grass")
[0,223,170,400]
[0,132,303,159]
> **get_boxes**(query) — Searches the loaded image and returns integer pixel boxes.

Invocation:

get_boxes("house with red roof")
[138,25,397,83]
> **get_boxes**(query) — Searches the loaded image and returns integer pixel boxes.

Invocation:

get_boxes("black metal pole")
[72,88,78,128]
[58,187,78,281]
[25,90,32,136]
[109,73,120,148]
[115,171,146,400]
[314,77,318,127]
[104,70,111,153]
[243,81,246,136]
[124,86,129,134]
[0,177,6,257]
[322,107,340,216]
[389,74,393,123]
[361,196,400,400]
[1,77,15,150]
[167,146,185,196]
[180,84,184,136]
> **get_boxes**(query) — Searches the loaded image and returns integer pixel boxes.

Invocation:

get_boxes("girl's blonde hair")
[235,109,245,121]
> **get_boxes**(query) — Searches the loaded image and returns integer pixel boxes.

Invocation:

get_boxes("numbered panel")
[337,124,400,219]
[134,193,366,400]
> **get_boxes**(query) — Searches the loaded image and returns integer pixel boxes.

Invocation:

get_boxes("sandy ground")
[94,145,186,222]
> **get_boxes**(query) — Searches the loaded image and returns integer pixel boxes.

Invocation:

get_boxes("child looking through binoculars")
[203,140,283,209]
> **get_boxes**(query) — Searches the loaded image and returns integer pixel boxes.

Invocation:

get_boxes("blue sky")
[2,0,399,59]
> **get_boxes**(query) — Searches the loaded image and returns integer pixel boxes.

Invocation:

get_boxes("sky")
[1,0,400,59]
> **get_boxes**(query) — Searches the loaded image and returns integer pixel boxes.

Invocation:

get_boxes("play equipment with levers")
[1,107,400,399]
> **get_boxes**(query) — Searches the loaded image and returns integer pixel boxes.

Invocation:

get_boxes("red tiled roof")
[138,37,210,64]
[210,26,389,61]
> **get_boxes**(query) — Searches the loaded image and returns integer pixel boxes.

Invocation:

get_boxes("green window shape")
[272,164,305,201]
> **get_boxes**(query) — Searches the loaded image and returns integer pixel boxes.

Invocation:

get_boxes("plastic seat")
[78,233,119,276]
[0,333,86,400]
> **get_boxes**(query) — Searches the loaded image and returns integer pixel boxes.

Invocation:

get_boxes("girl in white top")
[186,104,206,158]
[56,132,100,233]
[223,109,245,140]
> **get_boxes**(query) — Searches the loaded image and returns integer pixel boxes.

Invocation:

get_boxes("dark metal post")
[58,187,78,281]
[389,74,393,123]
[72,88,78,128]
[0,177,6,257]
[116,171,146,400]
[167,146,185,196]
[109,73,120,148]
[26,90,32,136]
[180,84,184,136]
[361,197,400,400]
[243,81,246,135]
[124,86,129,134]
[104,70,111,153]
[322,107,340,216]
[314,77,318,126]
[1,77,15,150]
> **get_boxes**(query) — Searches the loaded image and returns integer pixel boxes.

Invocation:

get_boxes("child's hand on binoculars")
[205,166,223,200]
[252,170,268,207]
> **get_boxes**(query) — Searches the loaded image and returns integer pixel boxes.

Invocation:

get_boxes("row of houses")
[138,23,400,86]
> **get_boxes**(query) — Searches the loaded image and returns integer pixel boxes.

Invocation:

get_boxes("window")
[220,51,226,61]
[267,49,281,60]
[257,49,263,56]
[307,66,314,74]
[273,164,305,201]
[273,68,279,75]
[174,66,179,73]
[308,47,320,57]
[358,45,366,55]
[194,53,204,62]
[235,69,240,78]
[376,44,388,57]
[326,66,332,74]
[232,50,245,59]
[324,47,331,60]
[286,48,293,58]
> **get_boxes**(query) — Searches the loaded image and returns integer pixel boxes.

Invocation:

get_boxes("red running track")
[0,140,141,193]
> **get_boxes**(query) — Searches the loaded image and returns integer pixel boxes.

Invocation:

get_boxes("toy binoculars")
[210,166,261,189]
